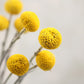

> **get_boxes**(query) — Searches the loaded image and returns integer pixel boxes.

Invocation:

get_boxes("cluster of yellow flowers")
[0,0,62,83]
[7,12,62,76]
[7,50,56,76]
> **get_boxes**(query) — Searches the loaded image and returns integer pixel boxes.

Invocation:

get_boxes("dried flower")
[36,50,56,71]
[20,11,40,32]
[7,54,29,76]
[5,0,23,14]
[38,27,62,49]
[0,15,9,31]
[14,18,28,33]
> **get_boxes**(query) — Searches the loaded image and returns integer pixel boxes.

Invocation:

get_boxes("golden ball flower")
[20,11,40,32]
[0,15,9,31]
[38,27,62,49]
[7,54,29,76]
[5,0,23,14]
[36,50,56,71]
[14,18,28,33]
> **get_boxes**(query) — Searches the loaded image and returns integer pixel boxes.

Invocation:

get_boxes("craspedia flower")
[14,18,28,33]
[36,50,56,71]
[20,11,40,32]
[0,15,9,31]
[38,27,62,49]
[7,54,29,76]
[5,0,23,14]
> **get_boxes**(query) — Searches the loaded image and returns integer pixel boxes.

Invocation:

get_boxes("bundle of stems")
[0,15,43,84]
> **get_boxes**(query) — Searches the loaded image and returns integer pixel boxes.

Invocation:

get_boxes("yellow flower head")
[20,11,40,32]
[14,18,28,33]
[38,27,62,49]
[7,54,29,76]
[5,0,23,14]
[0,15,9,31]
[36,50,56,71]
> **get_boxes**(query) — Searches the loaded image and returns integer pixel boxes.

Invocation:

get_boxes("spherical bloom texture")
[20,11,40,32]
[14,18,28,33]
[5,0,23,14]
[36,50,56,71]
[38,27,62,49]
[0,15,9,31]
[7,54,29,76]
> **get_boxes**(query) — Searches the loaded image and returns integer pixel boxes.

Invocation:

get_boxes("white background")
[0,0,84,84]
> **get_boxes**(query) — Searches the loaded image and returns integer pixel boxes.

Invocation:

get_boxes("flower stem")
[0,32,18,83]
[14,65,38,84]
[29,46,43,63]
[5,28,26,55]
[0,15,12,66]
[0,28,26,66]
[3,73,12,84]
[14,46,43,84]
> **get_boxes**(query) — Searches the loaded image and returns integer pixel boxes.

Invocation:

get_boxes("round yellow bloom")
[7,54,29,76]
[36,50,56,71]
[0,15,9,31]
[5,0,23,14]
[20,11,40,32]
[14,18,28,33]
[38,27,62,49]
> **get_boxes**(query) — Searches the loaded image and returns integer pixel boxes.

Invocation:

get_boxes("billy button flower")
[20,11,40,32]
[38,27,62,49]
[14,18,28,33]
[36,50,56,71]
[5,0,23,14]
[0,15,9,31]
[7,54,29,76]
